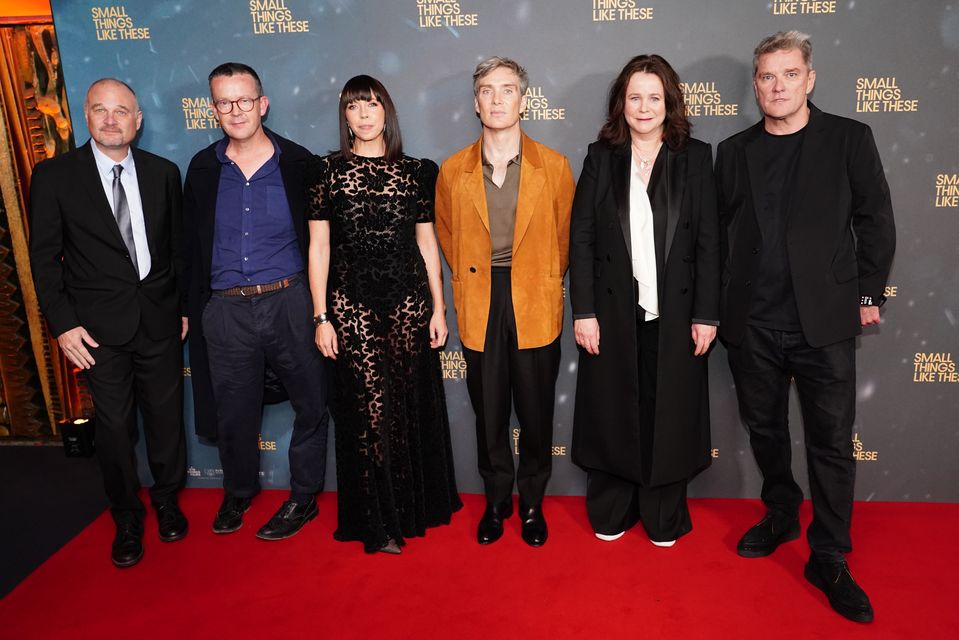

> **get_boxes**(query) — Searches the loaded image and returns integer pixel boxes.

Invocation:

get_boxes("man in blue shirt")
[183,63,330,540]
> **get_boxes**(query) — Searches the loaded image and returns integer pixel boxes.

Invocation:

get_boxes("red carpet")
[1,490,955,639]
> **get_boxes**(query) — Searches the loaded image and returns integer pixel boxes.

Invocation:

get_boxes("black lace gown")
[307,153,461,552]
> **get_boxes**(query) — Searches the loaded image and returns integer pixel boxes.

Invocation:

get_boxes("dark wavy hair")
[337,75,403,162]
[598,54,690,150]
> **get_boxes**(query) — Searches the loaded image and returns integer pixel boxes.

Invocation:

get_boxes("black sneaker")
[255,497,318,541]
[804,557,874,623]
[736,513,800,558]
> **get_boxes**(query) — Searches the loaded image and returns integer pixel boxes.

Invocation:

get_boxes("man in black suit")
[30,78,188,568]
[183,63,329,540]
[716,31,895,623]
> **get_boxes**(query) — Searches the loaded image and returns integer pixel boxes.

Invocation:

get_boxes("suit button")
[683,255,691,263]
[752,247,759,254]
[137,282,142,288]
[683,221,690,229]
[681,287,688,294]
[745,280,752,288]
[606,255,611,262]
[607,288,613,295]
[469,266,477,273]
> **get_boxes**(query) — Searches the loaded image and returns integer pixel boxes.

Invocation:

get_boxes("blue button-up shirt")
[209,135,302,289]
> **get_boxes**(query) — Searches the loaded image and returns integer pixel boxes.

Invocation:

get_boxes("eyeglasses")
[212,96,261,114]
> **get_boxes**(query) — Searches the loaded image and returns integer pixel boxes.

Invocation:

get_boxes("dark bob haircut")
[338,75,403,163]
[598,54,691,150]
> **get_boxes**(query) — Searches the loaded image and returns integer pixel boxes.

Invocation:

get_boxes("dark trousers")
[727,324,856,560]
[463,268,561,506]
[203,276,330,501]
[586,470,691,542]
[84,324,186,523]
[585,312,692,542]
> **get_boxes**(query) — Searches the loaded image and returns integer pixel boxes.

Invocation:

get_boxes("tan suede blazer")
[436,133,575,351]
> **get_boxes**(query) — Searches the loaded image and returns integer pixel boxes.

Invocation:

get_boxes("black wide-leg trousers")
[463,268,560,506]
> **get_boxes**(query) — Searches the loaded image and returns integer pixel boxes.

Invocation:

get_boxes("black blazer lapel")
[663,144,685,268]
[610,145,632,262]
[132,150,159,265]
[744,129,766,239]
[77,143,131,262]
[786,103,826,224]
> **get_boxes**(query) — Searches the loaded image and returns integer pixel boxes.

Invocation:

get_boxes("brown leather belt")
[215,277,293,297]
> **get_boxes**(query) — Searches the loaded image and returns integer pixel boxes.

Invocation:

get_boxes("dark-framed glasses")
[213,96,261,114]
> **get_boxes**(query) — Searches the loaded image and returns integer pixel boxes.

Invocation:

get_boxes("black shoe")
[737,513,800,558]
[155,501,188,542]
[212,494,252,534]
[477,499,513,545]
[111,516,144,568]
[804,557,874,623]
[255,497,318,540]
[519,501,548,547]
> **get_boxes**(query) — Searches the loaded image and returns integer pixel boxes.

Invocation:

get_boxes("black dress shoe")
[477,499,513,545]
[155,502,188,542]
[256,497,318,540]
[804,557,874,623]
[519,502,548,547]
[737,513,800,558]
[111,516,144,568]
[212,494,252,534]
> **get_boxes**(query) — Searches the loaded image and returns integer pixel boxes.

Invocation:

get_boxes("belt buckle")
[239,287,248,297]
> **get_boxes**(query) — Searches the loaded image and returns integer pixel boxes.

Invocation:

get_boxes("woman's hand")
[691,323,717,356]
[315,322,338,360]
[429,309,448,349]
[574,318,601,355]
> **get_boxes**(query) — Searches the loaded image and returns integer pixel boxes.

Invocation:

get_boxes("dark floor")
[0,444,107,598]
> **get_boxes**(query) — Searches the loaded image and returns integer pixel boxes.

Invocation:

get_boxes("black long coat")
[569,139,720,486]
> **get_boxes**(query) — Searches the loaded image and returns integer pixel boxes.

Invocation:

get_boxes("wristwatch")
[312,313,329,326]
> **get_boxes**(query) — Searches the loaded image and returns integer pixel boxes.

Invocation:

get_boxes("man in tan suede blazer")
[435,56,575,548]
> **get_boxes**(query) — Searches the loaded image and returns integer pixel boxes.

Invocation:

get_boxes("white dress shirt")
[629,155,659,321]
[90,141,151,280]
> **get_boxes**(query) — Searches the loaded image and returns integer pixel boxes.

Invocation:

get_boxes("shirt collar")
[90,140,134,178]
[215,129,282,165]
[481,142,522,169]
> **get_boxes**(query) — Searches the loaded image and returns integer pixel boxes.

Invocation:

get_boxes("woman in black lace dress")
[306,75,461,554]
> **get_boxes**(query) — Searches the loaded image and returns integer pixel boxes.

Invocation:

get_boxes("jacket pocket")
[832,259,858,284]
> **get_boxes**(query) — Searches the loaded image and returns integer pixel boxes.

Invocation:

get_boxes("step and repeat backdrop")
[49,0,958,501]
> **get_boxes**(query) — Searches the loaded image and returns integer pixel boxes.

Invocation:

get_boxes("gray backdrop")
[49,0,959,501]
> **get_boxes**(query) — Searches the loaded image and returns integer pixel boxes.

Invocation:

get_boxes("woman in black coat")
[569,55,720,545]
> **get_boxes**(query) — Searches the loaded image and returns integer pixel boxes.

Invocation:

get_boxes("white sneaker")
[595,531,625,541]
[650,539,675,548]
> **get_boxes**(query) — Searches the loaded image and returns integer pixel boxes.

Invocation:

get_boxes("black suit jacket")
[715,103,896,348]
[569,138,720,485]
[182,130,312,439]
[30,141,184,345]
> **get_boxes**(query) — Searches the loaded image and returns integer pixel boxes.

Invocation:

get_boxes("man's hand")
[860,305,881,326]
[181,317,189,341]
[57,326,99,369]
[574,318,600,355]
[691,323,717,356]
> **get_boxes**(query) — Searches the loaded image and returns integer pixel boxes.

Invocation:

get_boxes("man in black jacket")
[716,31,895,623]
[30,78,188,567]
[183,63,329,540]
